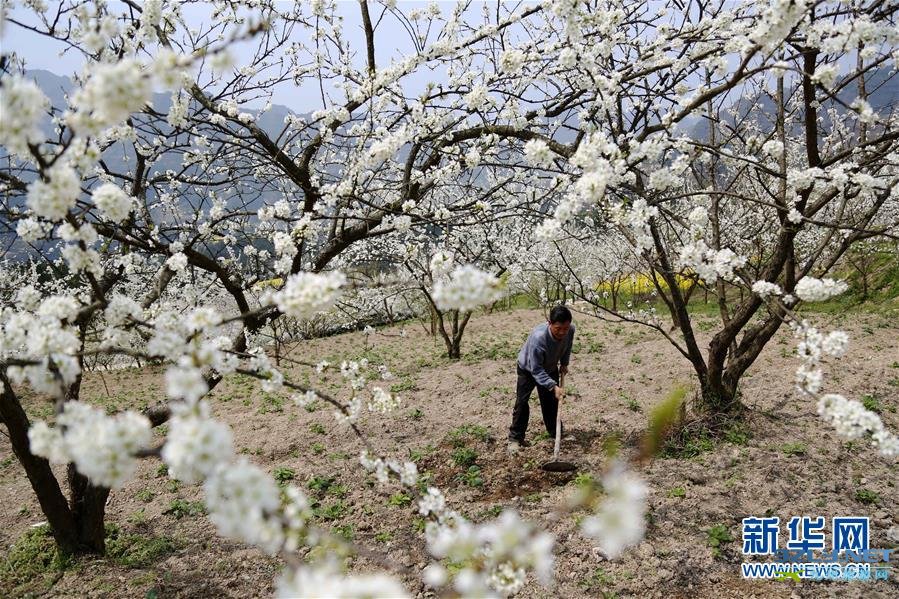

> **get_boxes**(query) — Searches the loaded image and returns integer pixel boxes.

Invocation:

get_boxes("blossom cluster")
[794,277,849,302]
[270,271,347,319]
[29,402,152,489]
[678,240,747,283]
[0,75,50,156]
[431,264,503,312]
[791,318,897,459]
[2,293,82,395]
[580,461,649,558]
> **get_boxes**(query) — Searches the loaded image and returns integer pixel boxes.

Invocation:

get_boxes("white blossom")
[271,271,346,319]
[162,401,234,484]
[751,280,783,298]
[431,265,503,312]
[0,75,50,156]
[26,165,81,222]
[91,183,134,224]
[581,462,648,559]
[794,277,848,302]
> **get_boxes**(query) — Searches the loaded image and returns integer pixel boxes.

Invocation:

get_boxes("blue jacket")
[517,322,575,390]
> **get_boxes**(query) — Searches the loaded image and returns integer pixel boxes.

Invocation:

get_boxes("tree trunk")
[0,376,80,555]
[697,372,741,420]
[67,466,109,554]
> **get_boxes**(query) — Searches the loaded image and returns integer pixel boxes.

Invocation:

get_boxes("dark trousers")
[509,365,559,442]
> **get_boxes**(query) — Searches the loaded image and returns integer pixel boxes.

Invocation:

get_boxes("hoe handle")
[553,373,564,460]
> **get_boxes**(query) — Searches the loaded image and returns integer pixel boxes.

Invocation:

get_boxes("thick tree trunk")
[0,376,80,555]
[697,372,741,418]
[67,466,109,554]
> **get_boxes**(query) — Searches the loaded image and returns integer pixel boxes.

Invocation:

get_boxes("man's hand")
[553,385,565,401]
[560,364,569,376]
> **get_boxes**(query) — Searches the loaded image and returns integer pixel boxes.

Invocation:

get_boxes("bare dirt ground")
[2,306,897,598]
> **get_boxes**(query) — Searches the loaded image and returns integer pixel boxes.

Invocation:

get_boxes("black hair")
[549,305,572,324]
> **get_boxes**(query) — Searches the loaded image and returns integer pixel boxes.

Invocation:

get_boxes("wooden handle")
[553,371,564,460]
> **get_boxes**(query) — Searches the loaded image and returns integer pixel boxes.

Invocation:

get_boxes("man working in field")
[508,305,575,452]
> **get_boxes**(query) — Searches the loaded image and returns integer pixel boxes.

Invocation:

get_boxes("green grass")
[374,531,393,543]
[861,394,882,414]
[315,500,349,521]
[332,524,354,541]
[388,493,412,508]
[451,447,478,468]
[477,505,504,520]
[390,378,416,393]
[135,488,155,503]
[0,524,72,595]
[163,499,206,519]
[105,524,179,568]
[447,424,491,446]
[781,442,807,456]
[668,486,686,498]
[408,444,435,463]
[459,465,484,487]
[723,422,752,445]
[308,475,336,493]
[573,472,595,488]
[0,521,181,595]
[257,393,285,414]
[706,524,732,558]
[273,466,297,485]
[662,429,715,459]
[855,489,880,505]
[579,567,613,592]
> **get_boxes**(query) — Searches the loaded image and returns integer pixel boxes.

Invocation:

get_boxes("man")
[508,305,575,452]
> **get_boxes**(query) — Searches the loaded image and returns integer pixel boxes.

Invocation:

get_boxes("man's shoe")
[507,438,530,453]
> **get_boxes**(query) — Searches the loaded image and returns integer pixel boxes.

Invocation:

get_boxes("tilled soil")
[1,306,897,598]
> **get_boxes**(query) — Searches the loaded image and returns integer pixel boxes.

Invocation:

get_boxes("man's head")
[547,305,573,341]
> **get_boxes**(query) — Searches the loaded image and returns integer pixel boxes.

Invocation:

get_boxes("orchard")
[1,1,897,597]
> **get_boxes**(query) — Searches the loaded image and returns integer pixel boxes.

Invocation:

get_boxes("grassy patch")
[390,378,416,393]
[374,531,393,543]
[273,466,297,485]
[477,505,504,520]
[447,424,491,446]
[315,500,349,521]
[861,394,882,414]
[408,444,435,463]
[451,447,478,468]
[459,465,484,487]
[667,486,686,498]
[105,524,179,568]
[388,493,412,508]
[332,524,354,541]
[706,523,732,558]
[781,442,807,456]
[308,475,336,493]
[163,499,206,519]
[662,429,715,458]
[0,524,72,595]
[579,567,613,592]
[573,472,595,488]
[135,488,155,503]
[855,489,880,505]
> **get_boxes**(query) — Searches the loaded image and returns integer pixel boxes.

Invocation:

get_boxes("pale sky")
[2,1,534,110]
